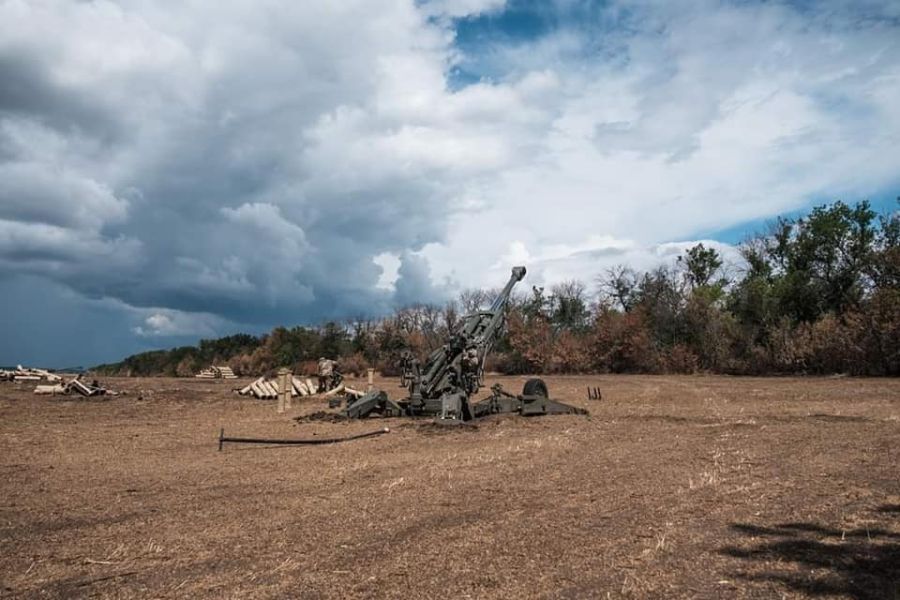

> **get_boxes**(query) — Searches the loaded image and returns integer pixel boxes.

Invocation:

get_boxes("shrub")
[591,308,662,373]
[664,344,700,374]
[338,353,370,378]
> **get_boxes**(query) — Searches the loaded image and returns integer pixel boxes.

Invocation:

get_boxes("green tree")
[633,266,687,347]
[316,322,349,359]
[770,200,877,321]
[680,243,723,289]
[549,280,590,332]
[870,200,900,290]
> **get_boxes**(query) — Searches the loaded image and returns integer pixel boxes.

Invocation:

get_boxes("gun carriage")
[345,266,585,421]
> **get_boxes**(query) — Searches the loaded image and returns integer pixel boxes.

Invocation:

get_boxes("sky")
[1,0,899,367]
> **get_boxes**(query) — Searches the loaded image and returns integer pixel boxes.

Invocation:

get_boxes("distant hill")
[92,317,390,378]
[93,334,262,377]
[0,365,84,373]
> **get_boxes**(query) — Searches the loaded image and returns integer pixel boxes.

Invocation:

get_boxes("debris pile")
[34,376,118,397]
[237,375,315,399]
[236,376,365,400]
[2,365,63,383]
[33,383,66,395]
[195,366,238,379]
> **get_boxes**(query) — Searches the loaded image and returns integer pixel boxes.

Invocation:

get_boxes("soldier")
[317,357,334,393]
[399,350,414,387]
[460,345,480,393]
[330,360,343,390]
[461,345,479,373]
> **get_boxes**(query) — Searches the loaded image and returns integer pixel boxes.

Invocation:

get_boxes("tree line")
[95,199,899,377]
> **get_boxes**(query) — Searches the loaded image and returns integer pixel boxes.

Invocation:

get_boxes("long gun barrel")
[468,266,526,354]
[408,266,527,411]
[491,266,526,312]
[461,266,526,340]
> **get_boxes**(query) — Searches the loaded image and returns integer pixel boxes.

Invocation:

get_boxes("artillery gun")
[345,266,585,421]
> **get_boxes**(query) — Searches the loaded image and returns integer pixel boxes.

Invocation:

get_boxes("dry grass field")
[1,374,898,599]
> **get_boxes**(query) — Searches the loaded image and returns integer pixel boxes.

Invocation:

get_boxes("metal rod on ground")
[218,427,390,451]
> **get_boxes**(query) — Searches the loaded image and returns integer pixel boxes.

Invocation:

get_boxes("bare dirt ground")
[1,374,898,599]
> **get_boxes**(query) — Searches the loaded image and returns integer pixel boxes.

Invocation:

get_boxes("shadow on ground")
[720,506,900,600]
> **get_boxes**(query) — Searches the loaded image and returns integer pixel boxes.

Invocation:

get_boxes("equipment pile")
[237,375,316,399]
[236,375,365,401]
[1,365,62,383]
[195,365,238,379]
[34,375,118,397]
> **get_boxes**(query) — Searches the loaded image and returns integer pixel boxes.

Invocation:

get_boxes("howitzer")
[345,266,585,421]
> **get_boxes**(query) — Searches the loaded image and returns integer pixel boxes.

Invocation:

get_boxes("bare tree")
[598,265,638,312]
[458,288,492,313]
[441,300,460,335]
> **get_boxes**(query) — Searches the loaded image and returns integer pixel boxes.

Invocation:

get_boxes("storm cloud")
[1,0,899,365]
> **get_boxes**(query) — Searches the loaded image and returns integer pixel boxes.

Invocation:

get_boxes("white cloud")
[0,161,128,229]
[221,202,309,258]
[373,252,401,290]
[133,309,227,338]
[0,0,898,363]
[417,0,900,289]
[420,0,506,19]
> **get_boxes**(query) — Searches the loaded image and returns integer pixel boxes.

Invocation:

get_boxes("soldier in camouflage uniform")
[460,345,480,393]
[317,357,334,393]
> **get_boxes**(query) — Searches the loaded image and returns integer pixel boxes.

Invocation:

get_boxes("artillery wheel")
[522,378,549,398]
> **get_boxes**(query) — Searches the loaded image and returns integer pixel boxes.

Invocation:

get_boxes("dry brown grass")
[1,374,898,598]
